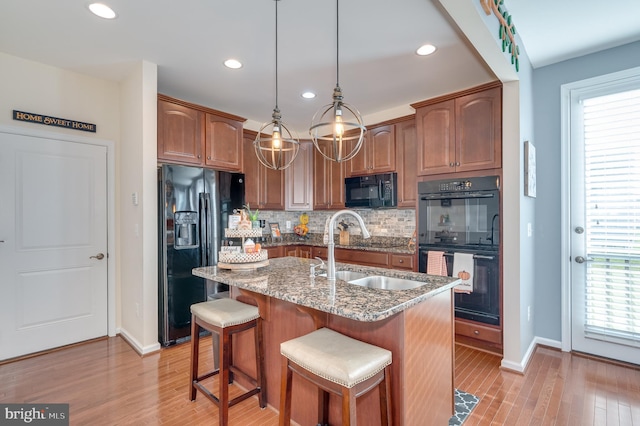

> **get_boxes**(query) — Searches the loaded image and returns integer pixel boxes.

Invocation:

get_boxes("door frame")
[0,124,116,338]
[559,66,640,353]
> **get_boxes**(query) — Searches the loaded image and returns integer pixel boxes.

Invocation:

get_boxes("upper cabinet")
[285,141,314,211]
[413,83,502,176]
[395,119,418,208]
[204,114,243,171]
[242,131,284,210]
[346,124,396,177]
[313,139,345,210]
[157,98,204,165]
[157,94,244,172]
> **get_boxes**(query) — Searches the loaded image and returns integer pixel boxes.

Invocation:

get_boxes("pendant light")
[254,0,299,171]
[309,0,366,163]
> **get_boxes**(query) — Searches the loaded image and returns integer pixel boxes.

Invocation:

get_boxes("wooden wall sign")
[13,110,97,133]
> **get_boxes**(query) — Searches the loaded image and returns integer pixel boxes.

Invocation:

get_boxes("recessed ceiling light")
[224,59,243,69]
[416,44,437,56]
[301,92,316,99]
[88,3,117,19]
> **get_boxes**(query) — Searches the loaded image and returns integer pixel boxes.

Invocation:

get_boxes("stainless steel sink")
[347,275,426,291]
[319,270,368,281]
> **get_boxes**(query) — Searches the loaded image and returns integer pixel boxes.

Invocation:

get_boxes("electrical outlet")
[527,223,532,237]
[528,305,531,322]
[286,221,292,230]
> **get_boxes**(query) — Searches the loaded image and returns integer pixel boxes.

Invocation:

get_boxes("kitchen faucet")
[325,210,371,280]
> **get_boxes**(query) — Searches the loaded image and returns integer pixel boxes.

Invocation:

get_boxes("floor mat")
[449,389,479,425]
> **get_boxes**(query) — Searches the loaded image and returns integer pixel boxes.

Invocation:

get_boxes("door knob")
[90,253,105,260]
[575,256,592,264]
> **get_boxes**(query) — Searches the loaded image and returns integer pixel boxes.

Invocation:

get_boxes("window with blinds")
[583,88,640,346]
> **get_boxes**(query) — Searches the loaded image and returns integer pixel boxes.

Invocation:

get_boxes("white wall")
[118,61,159,353]
[0,52,120,142]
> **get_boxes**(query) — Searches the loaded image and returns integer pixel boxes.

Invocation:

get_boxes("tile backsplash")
[253,209,416,238]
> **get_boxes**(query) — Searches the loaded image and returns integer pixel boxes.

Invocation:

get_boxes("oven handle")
[442,252,495,260]
[420,193,495,200]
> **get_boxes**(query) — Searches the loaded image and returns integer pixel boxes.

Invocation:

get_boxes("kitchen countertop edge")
[193,257,460,322]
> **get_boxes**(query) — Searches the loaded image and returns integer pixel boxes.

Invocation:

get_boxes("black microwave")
[345,173,397,208]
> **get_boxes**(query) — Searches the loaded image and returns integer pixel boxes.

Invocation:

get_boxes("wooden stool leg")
[318,389,329,425]
[379,366,392,426]
[342,387,357,426]
[219,329,231,426]
[212,329,220,372]
[279,357,293,426]
[254,317,267,408]
[189,314,199,401]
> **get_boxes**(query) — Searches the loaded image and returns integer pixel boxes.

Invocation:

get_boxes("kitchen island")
[193,257,460,425]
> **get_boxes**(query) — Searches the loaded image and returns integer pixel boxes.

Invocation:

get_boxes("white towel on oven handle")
[452,252,474,293]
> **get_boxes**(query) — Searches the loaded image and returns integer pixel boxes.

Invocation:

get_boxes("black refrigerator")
[158,164,244,346]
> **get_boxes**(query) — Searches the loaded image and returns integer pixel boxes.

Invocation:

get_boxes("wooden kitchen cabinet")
[335,248,389,267]
[395,118,418,207]
[264,246,284,259]
[157,97,204,165]
[285,245,312,259]
[313,140,345,210]
[157,94,245,171]
[243,131,284,210]
[390,253,415,271]
[455,318,502,354]
[204,113,243,171]
[285,141,314,211]
[312,246,389,268]
[413,83,501,176]
[346,124,396,176]
[311,246,329,260]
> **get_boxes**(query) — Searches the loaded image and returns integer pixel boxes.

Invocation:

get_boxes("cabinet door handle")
[456,162,460,166]
[473,330,480,335]
[398,259,404,263]
[449,162,454,167]
[197,155,201,159]
[207,156,211,160]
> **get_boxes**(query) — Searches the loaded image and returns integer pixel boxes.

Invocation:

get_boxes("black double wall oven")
[418,176,500,326]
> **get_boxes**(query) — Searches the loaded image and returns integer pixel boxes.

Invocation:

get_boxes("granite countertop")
[193,257,460,322]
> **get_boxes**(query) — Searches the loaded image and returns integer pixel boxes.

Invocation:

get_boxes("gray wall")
[532,41,640,340]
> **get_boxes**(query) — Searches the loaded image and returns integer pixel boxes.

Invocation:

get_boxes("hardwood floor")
[1,336,638,425]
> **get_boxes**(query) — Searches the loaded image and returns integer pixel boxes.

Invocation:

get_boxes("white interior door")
[568,70,640,365]
[0,132,108,361]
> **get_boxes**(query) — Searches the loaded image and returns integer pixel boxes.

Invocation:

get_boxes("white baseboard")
[500,336,562,373]
[117,327,161,355]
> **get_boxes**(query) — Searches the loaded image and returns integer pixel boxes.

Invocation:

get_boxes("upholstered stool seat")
[189,298,266,426]
[279,327,392,425]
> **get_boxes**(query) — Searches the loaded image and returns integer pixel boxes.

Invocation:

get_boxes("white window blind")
[583,88,640,346]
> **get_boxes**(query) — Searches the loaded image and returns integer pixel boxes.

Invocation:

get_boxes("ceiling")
[2,1,640,135]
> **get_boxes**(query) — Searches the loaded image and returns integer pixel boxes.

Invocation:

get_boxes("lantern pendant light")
[309,0,366,163]
[254,0,299,171]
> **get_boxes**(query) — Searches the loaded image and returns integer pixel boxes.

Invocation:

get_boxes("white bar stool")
[189,298,266,426]
[279,327,392,426]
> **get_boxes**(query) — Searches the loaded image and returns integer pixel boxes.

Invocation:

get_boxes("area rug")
[449,389,479,425]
